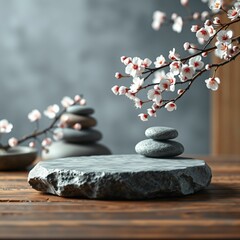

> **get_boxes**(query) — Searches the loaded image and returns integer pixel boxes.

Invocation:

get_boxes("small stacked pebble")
[42,106,111,159]
[135,126,184,158]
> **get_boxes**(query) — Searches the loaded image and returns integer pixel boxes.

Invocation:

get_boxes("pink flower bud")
[165,101,177,112]
[201,11,209,20]
[192,12,200,20]
[79,98,86,106]
[191,25,199,32]
[202,52,208,57]
[204,19,212,26]
[180,0,188,6]
[111,85,119,95]
[115,72,123,79]
[205,64,211,70]
[29,141,36,148]
[74,95,81,102]
[183,42,191,50]
[171,13,178,20]
[42,138,52,147]
[138,113,148,121]
[8,137,18,147]
[118,86,128,95]
[73,123,82,130]
[177,89,184,95]
[213,17,221,24]
[120,56,127,63]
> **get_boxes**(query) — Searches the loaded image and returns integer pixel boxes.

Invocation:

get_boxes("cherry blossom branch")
[0,95,86,151]
[111,0,240,121]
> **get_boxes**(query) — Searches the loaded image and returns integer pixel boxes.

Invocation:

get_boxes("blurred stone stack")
[42,106,111,159]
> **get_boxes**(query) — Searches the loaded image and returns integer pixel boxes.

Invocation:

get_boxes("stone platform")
[28,155,212,200]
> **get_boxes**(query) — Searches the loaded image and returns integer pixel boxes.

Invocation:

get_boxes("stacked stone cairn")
[135,126,184,158]
[42,106,111,159]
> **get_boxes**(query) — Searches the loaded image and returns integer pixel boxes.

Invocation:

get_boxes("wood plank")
[0,156,239,239]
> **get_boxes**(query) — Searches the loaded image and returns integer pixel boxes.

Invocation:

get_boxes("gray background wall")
[0,0,210,154]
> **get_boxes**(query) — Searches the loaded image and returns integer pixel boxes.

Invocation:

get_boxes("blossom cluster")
[112,0,240,121]
[0,95,86,151]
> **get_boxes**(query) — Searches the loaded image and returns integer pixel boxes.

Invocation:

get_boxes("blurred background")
[0,0,211,154]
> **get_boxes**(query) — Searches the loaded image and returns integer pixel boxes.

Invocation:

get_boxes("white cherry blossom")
[138,113,148,121]
[166,72,176,92]
[134,98,143,109]
[189,56,204,70]
[196,27,210,41]
[152,70,166,83]
[125,57,144,77]
[165,102,177,111]
[44,104,60,119]
[180,64,195,80]
[205,77,220,90]
[147,108,157,117]
[154,55,166,68]
[215,42,232,59]
[159,79,171,91]
[125,91,136,100]
[228,7,240,20]
[111,85,119,95]
[152,11,166,30]
[0,119,13,133]
[216,30,233,44]
[61,96,74,108]
[172,16,183,33]
[209,0,222,11]
[118,86,128,95]
[121,56,132,65]
[28,109,41,122]
[213,16,221,24]
[129,77,144,93]
[170,61,182,75]
[147,87,162,105]
[205,25,216,36]
[169,48,180,60]
[142,58,152,68]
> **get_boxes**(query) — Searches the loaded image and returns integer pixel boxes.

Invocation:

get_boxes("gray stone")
[42,141,111,160]
[145,126,178,140]
[61,113,97,128]
[55,128,102,143]
[28,154,212,199]
[67,106,94,116]
[135,139,184,158]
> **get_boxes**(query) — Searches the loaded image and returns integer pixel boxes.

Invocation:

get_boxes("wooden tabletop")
[0,156,239,239]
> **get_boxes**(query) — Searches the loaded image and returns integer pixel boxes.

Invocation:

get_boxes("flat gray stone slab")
[28,155,212,200]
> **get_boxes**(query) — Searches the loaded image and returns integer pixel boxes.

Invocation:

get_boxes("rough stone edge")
[28,160,212,200]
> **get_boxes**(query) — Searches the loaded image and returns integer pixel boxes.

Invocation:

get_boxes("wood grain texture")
[0,156,239,239]
[212,13,240,155]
